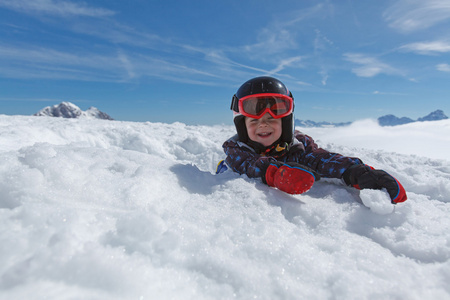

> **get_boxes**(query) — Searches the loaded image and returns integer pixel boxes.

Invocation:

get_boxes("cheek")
[245,122,257,135]
[272,121,282,131]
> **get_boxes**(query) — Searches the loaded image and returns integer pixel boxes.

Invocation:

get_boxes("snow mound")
[360,189,395,214]
[0,115,449,299]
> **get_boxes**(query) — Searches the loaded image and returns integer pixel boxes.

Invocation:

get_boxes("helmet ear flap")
[233,115,249,143]
[232,94,249,143]
[281,114,294,144]
[289,91,295,112]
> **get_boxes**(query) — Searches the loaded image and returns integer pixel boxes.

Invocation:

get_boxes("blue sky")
[1,0,450,125]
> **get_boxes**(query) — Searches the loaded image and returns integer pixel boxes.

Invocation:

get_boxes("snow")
[0,115,449,300]
[304,118,450,160]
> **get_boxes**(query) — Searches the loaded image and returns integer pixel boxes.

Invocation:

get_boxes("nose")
[257,114,271,126]
[258,119,269,126]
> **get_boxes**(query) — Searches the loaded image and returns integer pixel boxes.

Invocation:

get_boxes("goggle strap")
[231,94,239,112]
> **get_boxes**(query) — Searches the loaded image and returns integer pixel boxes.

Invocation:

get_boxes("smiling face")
[245,113,282,147]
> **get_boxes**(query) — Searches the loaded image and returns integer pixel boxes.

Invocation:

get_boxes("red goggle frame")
[237,93,293,119]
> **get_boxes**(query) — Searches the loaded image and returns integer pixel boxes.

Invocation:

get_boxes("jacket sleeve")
[222,136,275,179]
[290,131,363,179]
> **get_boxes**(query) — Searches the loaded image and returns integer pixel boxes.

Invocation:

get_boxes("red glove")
[263,162,320,194]
[343,164,407,204]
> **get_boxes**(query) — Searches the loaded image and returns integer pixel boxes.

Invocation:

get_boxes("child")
[222,76,407,203]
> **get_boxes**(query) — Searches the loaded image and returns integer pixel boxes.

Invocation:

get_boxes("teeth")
[259,132,271,136]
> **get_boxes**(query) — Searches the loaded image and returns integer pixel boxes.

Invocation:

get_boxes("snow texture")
[0,115,449,300]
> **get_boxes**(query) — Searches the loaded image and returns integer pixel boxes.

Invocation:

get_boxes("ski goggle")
[237,93,293,119]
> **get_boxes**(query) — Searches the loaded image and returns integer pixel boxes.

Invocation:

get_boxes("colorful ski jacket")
[222,130,363,180]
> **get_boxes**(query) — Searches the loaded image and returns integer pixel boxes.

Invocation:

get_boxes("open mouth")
[257,132,272,138]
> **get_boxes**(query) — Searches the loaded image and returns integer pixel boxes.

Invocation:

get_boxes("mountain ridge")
[33,102,113,120]
[295,109,448,128]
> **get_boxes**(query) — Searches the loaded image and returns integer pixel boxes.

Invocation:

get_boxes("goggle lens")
[238,93,293,119]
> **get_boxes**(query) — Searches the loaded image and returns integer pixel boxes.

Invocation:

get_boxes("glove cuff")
[342,164,372,186]
[262,161,283,186]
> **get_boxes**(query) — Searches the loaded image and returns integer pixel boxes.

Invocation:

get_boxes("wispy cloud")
[236,4,336,86]
[0,44,234,85]
[0,96,72,102]
[117,51,136,80]
[181,45,271,80]
[296,81,312,86]
[0,2,263,85]
[0,0,335,87]
[372,90,408,96]
[4,1,403,89]
[0,44,123,81]
[268,57,303,75]
[314,29,334,53]
[399,40,450,55]
[318,70,329,85]
[242,28,297,57]
[241,4,327,58]
[313,30,335,86]
[343,53,402,77]
[70,20,167,50]
[0,0,115,17]
[383,0,450,32]
[436,63,450,72]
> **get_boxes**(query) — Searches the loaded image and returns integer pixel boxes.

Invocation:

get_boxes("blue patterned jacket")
[223,130,363,180]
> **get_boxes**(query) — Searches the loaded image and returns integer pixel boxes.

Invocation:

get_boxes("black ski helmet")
[230,76,295,144]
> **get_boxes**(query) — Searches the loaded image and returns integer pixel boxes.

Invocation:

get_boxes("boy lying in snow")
[221,76,407,204]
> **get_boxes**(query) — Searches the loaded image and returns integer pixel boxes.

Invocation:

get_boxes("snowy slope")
[0,115,449,300]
